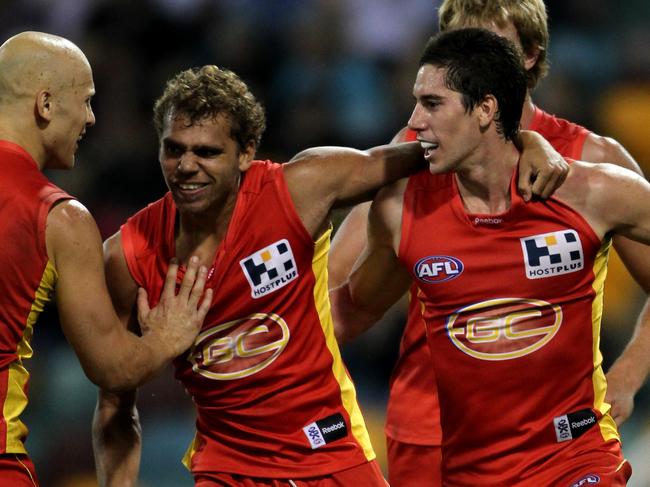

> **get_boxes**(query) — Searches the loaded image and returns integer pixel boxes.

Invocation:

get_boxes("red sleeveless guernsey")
[121,161,375,478]
[397,165,627,485]
[0,140,71,454]
[385,108,592,447]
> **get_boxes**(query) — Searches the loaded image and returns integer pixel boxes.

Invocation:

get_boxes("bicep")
[583,134,645,176]
[349,190,410,314]
[46,201,122,348]
[595,166,650,244]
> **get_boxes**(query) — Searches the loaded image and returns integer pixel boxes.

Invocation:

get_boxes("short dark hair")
[153,65,266,150]
[419,27,526,140]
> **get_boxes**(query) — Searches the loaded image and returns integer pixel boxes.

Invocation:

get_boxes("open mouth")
[419,141,439,159]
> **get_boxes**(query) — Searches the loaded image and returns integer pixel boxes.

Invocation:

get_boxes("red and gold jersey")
[529,105,590,160]
[0,140,71,454]
[398,166,623,485]
[386,110,592,446]
[121,161,375,478]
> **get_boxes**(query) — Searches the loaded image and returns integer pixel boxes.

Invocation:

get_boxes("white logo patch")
[240,239,298,298]
[520,230,584,279]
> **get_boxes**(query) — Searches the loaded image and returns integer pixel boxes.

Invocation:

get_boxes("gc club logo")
[446,297,562,361]
[188,313,290,380]
[414,255,464,283]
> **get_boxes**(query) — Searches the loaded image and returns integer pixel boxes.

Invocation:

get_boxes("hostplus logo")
[240,239,298,298]
[520,229,583,279]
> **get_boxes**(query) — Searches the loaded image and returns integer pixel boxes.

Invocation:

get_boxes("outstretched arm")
[328,130,412,289]
[331,182,411,343]
[47,200,212,391]
[327,128,566,291]
[285,141,424,238]
[582,134,650,425]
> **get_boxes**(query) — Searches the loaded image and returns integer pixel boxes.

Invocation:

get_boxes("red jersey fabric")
[385,109,592,447]
[0,140,71,455]
[121,161,375,478]
[398,165,624,485]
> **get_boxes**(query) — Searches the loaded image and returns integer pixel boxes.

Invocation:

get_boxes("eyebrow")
[419,94,444,103]
[162,138,222,152]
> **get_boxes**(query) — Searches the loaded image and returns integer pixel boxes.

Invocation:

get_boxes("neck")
[455,140,520,215]
[0,115,46,170]
[175,191,238,267]
[520,93,536,130]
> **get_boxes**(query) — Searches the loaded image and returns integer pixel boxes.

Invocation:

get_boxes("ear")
[35,90,53,122]
[238,141,257,171]
[476,94,498,130]
[522,45,540,72]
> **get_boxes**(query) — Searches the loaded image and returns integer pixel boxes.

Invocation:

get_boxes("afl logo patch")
[414,255,464,283]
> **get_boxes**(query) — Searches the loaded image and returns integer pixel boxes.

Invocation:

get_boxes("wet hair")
[438,0,549,89]
[419,27,527,140]
[153,65,266,150]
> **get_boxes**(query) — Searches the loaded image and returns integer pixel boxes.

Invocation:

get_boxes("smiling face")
[408,64,482,174]
[159,113,254,217]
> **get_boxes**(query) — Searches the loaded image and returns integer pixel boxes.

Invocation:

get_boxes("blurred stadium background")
[1,0,649,485]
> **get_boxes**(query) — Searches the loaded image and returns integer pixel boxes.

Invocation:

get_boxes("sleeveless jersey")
[0,140,71,454]
[398,166,621,485]
[385,109,592,446]
[121,161,375,478]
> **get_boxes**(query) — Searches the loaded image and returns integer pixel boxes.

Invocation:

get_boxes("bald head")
[0,31,95,170]
[0,31,90,104]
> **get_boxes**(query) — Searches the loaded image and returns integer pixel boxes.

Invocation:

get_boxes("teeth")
[420,141,438,150]
[179,183,204,190]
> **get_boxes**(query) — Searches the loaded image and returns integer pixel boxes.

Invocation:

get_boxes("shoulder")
[582,133,643,175]
[45,199,102,269]
[47,199,96,231]
[555,160,643,216]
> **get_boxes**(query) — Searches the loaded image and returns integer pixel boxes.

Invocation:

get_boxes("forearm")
[607,299,650,395]
[330,283,384,344]
[93,390,141,487]
[78,329,175,392]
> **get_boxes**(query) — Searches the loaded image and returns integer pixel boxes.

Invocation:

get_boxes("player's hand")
[605,366,636,426]
[137,256,212,358]
[516,130,569,201]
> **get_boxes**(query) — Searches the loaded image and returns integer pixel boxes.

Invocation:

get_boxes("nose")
[177,153,198,172]
[87,106,96,127]
[407,103,426,132]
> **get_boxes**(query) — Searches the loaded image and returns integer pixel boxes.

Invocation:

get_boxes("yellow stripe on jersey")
[590,238,619,442]
[311,227,376,461]
[4,260,57,453]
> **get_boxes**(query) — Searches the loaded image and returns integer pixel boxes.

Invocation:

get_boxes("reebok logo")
[302,413,348,449]
[554,409,598,443]
[572,417,595,429]
[321,421,345,434]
